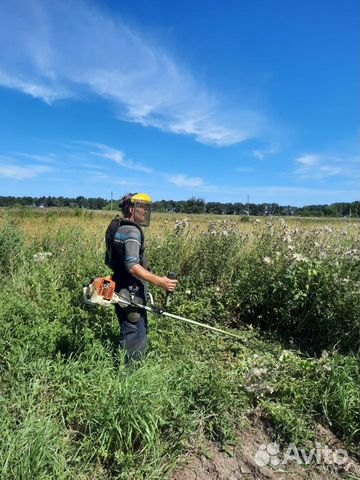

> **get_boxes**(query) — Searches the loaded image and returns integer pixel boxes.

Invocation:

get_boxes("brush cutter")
[83,276,245,342]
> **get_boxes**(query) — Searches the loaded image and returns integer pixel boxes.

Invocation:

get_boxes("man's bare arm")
[129,264,178,291]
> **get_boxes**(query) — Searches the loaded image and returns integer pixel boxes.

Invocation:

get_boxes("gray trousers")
[115,303,148,363]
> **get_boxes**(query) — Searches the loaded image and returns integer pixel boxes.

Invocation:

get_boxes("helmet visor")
[133,201,151,227]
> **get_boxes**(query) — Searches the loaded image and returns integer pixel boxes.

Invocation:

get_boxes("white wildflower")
[263,256,272,265]
[345,249,359,258]
[208,221,217,234]
[185,289,191,295]
[244,385,256,393]
[33,252,52,262]
[252,368,267,377]
[292,253,309,263]
[175,218,189,235]
[279,350,291,362]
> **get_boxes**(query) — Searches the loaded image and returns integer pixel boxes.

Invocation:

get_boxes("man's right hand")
[158,276,178,292]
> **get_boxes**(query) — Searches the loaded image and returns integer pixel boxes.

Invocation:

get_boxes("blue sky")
[0,0,358,206]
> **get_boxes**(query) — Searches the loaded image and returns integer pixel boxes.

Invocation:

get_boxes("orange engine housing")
[92,276,116,301]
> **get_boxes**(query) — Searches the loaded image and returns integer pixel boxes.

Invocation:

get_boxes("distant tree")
[206,202,223,214]
[182,197,205,214]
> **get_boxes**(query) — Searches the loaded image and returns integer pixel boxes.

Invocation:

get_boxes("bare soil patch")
[172,413,360,480]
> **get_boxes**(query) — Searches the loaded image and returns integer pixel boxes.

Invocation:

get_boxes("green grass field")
[0,209,359,479]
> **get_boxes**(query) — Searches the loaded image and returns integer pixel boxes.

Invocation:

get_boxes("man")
[105,193,178,362]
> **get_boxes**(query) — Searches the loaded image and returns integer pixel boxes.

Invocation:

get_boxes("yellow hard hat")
[130,193,152,204]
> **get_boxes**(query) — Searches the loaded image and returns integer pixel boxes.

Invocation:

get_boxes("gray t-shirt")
[113,224,142,272]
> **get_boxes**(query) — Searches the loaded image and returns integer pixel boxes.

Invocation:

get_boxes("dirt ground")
[171,412,360,480]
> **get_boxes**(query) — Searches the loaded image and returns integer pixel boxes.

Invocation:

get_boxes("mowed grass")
[0,208,359,479]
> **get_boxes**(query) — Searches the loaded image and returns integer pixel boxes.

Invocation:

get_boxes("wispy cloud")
[14,152,59,164]
[0,0,265,146]
[0,141,207,192]
[88,143,212,189]
[0,142,358,206]
[88,143,153,173]
[166,174,204,188]
[296,154,319,166]
[252,145,279,159]
[294,152,359,181]
[0,162,50,180]
[0,71,70,104]
[87,173,152,187]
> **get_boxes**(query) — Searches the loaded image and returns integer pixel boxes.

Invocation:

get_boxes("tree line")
[0,196,108,210]
[0,196,359,217]
[152,198,359,217]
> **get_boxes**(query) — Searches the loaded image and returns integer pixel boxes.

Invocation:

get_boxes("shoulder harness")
[105,215,145,270]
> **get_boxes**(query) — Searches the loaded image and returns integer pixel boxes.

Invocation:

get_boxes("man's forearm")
[128,264,178,291]
[129,264,162,287]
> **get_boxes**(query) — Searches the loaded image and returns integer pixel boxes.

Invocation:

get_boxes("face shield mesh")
[133,201,151,227]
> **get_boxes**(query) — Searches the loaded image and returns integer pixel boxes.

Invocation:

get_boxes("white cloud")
[0,163,50,180]
[296,154,319,166]
[293,152,359,181]
[14,152,59,164]
[167,174,204,188]
[0,0,265,146]
[252,145,279,159]
[88,143,153,173]
[318,165,344,176]
[87,173,150,187]
[0,71,70,104]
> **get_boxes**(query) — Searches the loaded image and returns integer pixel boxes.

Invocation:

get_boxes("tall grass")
[0,212,359,478]
[149,217,359,353]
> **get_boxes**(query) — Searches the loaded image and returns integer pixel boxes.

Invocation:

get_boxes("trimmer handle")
[165,272,177,307]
